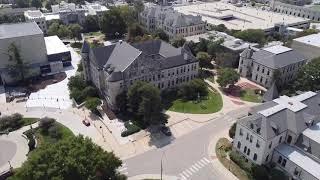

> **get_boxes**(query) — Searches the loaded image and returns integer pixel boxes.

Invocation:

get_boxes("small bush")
[39,117,56,134]
[81,86,98,98]
[229,151,252,173]
[121,121,141,137]
[0,113,24,131]
[28,137,36,151]
[48,125,62,139]
[85,97,101,111]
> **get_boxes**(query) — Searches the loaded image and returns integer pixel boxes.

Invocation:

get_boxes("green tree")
[178,79,208,100]
[15,0,30,8]
[171,37,186,48]
[195,38,208,53]
[9,135,126,180]
[85,97,101,111]
[127,23,145,42]
[293,57,320,91]
[31,0,42,8]
[69,24,83,41]
[83,15,100,32]
[196,52,211,69]
[127,81,166,127]
[38,117,56,134]
[68,74,86,90]
[217,68,240,88]
[118,5,136,26]
[207,39,224,56]
[134,0,144,14]
[7,43,29,82]
[116,91,128,113]
[154,29,169,42]
[100,8,127,38]
[296,29,319,38]
[234,29,266,45]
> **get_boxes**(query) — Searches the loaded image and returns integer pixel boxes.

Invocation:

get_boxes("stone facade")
[51,1,85,25]
[238,45,307,88]
[233,92,320,180]
[139,3,206,39]
[81,40,199,109]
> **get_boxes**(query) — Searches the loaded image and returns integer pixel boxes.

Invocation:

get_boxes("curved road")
[124,108,249,180]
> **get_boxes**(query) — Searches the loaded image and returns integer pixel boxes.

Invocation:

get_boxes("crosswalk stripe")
[197,161,205,167]
[191,164,199,171]
[203,157,211,163]
[200,159,208,165]
[180,173,187,180]
[188,166,196,173]
[194,163,202,169]
[182,171,190,177]
[185,169,193,176]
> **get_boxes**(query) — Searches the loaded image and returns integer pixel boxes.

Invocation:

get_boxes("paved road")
[123,108,249,180]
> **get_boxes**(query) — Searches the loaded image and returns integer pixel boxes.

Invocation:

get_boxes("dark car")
[82,119,90,126]
[160,126,172,136]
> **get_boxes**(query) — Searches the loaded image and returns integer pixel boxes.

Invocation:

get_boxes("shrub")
[229,151,252,173]
[81,86,98,98]
[229,123,236,139]
[121,121,141,137]
[39,117,56,134]
[77,63,83,72]
[28,137,36,151]
[0,113,24,131]
[48,125,62,139]
[85,97,101,111]
[70,88,85,104]
[68,74,86,91]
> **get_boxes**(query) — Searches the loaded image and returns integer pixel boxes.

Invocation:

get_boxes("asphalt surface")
[124,108,249,179]
[0,140,17,167]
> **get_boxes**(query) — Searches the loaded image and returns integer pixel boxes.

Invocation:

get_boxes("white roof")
[24,10,44,18]
[303,121,320,144]
[44,13,60,21]
[44,36,69,55]
[276,144,320,179]
[259,91,316,117]
[263,45,292,54]
[293,33,320,48]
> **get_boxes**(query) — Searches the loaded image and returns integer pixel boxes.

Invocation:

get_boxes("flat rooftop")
[275,144,320,179]
[24,10,44,18]
[44,13,60,21]
[293,33,320,47]
[263,45,292,55]
[44,36,69,55]
[174,2,309,31]
[303,121,320,144]
[0,22,42,39]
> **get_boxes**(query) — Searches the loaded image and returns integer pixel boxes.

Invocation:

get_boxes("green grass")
[169,89,223,114]
[36,122,74,145]
[240,89,262,103]
[22,118,39,126]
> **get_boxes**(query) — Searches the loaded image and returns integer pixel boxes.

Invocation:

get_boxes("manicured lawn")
[36,122,74,145]
[22,118,39,126]
[240,89,262,103]
[169,89,223,114]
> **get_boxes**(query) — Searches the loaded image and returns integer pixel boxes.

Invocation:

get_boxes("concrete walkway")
[0,122,39,174]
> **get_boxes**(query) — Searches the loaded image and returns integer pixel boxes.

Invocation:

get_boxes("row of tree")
[48,22,82,40]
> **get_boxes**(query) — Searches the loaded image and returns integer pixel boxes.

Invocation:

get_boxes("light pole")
[160,151,166,180]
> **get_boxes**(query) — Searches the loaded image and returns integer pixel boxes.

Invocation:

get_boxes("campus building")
[83,2,108,17]
[233,91,320,180]
[0,22,71,84]
[291,33,320,60]
[51,1,86,25]
[24,10,47,34]
[174,2,310,34]
[139,3,206,39]
[81,39,199,109]
[238,45,307,88]
[271,1,320,22]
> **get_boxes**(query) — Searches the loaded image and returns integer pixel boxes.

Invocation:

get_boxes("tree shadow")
[147,127,176,148]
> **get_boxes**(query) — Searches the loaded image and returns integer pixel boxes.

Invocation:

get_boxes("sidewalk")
[207,129,238,180]
[128,174,178,180]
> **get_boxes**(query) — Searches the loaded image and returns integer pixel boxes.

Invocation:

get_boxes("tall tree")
[127,23,145,42]
[83,15,100,32]
[196,51,211,69]
[9,135,126,180]
[217,68,240,88]
[31,0,42,8]
[171,37,186,48]
[234,29,266,45]
[293,57,320,91]
[100,8,127,38]
[154,29,169,42]
[69,24,83,41]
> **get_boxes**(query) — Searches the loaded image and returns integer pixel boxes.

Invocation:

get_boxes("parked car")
[160,126,172,136]
[82,119,90,126]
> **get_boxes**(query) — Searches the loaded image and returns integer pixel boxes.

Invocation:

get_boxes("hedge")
[121,121,141,137]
